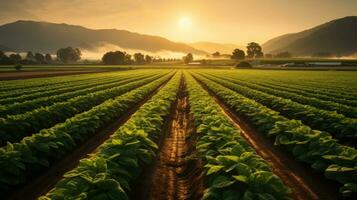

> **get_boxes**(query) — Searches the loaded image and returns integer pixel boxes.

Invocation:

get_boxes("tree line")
[0,46,81,65]
[101,51,183,65]
[102,51,150,65]
[1,42,312,66]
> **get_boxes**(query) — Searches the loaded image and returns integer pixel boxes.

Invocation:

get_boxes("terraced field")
[0,69,356,200]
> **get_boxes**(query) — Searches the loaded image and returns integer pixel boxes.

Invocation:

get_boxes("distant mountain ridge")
[0,20,206,54]
[263,16,357,56]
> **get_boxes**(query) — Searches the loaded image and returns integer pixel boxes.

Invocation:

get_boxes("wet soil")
[135,77,204,200]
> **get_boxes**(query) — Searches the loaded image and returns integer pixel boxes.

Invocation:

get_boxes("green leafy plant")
[185,72,291,200]
[41,72,181,199]
[0,72,174,191]
[193,72,357,196]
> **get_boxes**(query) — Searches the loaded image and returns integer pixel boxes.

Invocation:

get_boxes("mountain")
[0,20,206,55]
[263,16,357,56]
[190,42,245,54]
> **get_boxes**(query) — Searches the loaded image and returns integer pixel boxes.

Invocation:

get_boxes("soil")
[194,75,347,200]
[5,74,174,200]
[133,77,204,200]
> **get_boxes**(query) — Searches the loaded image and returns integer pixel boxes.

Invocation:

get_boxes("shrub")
[14,64,23,71]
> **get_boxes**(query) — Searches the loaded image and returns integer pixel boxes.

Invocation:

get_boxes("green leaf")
[207,165,224,175]
[233,175,248,183]
[212,176,236,189]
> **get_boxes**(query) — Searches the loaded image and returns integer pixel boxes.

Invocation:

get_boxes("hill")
[263,16,357,56]
[0,20,206,55]
[190,42,245,55]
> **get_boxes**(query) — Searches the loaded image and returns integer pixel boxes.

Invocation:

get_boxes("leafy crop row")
[193,73,357,196]
[0,75,106,100]
[41,72,181,200]
[0,73,155,116]
[239,78,357,107]
[206,72,357,117]
[0,72,149,105]
[0,71,116,93]
[0,73,167,144]
[185,72,291,200]
[198,73,357,141]
[207,70,357,101]
[0,72,175,191]
[288,79,357,96]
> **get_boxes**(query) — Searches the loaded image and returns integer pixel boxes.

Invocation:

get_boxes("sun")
[178,17,192,30]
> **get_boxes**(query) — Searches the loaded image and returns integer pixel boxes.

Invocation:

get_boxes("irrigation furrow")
[145,78,203,200]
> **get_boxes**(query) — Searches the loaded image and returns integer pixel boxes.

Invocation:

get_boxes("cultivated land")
[0,68,356,200]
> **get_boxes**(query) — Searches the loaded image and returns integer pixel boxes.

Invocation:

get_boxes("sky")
[0,0,356,45]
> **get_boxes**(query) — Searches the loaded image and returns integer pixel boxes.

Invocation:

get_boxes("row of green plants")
[206,73,357,118]
[0,72,175,192]
[242,78,357,107]
[0,72,146,105]
[211,69,357,101]
[0,71,117,93]
[193,73,357,197]
[0,73,167,144]
[199,73,357,141]
[0,73,155,116]
[274,79,357,100]
[0,72,126,100]
[41,72,181,200]
[185,72,291,200]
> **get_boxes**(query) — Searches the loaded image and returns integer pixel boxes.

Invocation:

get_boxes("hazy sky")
[0,0,356,44]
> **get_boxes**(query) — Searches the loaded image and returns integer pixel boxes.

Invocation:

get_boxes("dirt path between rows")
[194,75,345,200]
[5,74,174,200]
[134,77,204,200]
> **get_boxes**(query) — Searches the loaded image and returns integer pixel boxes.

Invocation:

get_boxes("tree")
[246,42,263,58]
[35,53,45,63]
[26,51,35,61]
[102,51,132,65]
[183,53,193,64]
[236,61,252,68]
[56,47,81,63]
[134,53,145,64]
[212,52,220,57]
[9,54,22,63]
[145,55,152,63]
[231,49,245,60]
[0,51,12,65]
[45,54,52,63]
[276,52,292,58]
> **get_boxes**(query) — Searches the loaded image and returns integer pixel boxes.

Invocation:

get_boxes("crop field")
[0,69,356,200]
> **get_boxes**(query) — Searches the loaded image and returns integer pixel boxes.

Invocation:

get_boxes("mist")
[80,42,190,60]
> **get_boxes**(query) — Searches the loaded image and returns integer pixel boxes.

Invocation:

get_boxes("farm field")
[0,69,356,200]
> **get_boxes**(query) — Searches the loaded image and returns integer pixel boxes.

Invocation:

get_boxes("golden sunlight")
[178,16,192,30]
